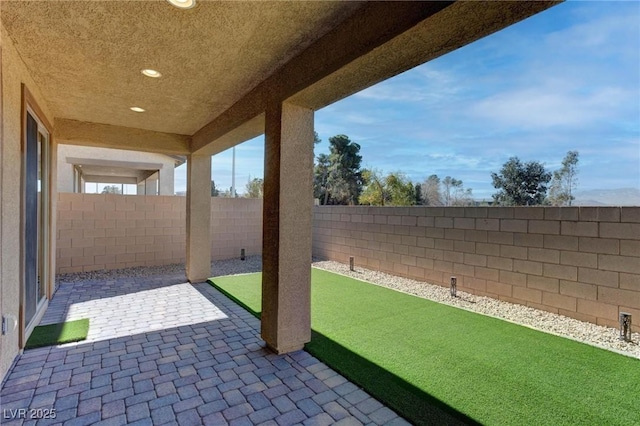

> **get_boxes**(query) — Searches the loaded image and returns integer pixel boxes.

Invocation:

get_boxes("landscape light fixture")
[167,0,196,9]
[619,312,632,341]
[349,256,355,271]
[450,276,457,297]
[241,248,246,261]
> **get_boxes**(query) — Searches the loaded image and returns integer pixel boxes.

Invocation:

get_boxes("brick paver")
[0,271,409,425]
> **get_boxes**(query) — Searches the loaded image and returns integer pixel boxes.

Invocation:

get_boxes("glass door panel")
[24,111,48,327]
[24,112,38,325]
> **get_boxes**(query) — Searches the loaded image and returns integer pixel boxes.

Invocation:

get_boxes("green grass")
[25,319,90,349]
[209,269,640,425]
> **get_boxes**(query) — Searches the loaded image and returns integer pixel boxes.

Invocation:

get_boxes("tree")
[313,153,331,204]
[385,172,415,206]
[359,170,415,206]
[442,176,460,206]
[314,135,363,205]
[491,157,552,206]
[245,177,263,198]
[211,180,219,197]
[101,185,121,194]
[441,176,473,206]
[548,151,579,206]
[359,169,387,206]
[421,174,443,206]
[414,183,423,206]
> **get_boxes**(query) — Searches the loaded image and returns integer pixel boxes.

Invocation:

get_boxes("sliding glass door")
[24,109,49,327]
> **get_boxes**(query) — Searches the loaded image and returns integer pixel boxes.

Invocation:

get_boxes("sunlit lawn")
[209,269,640,425]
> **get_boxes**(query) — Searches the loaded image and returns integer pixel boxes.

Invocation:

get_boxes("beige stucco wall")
[1,23,55,382]
[313,206,640,328]
[56,194,262,274]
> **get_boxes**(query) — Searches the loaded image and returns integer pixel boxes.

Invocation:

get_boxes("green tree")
[211,180,219,197]
[414,183,423,205]
[491,157,551,206]
[359,170,415,206]
[245,177,263,198]
[313,153,331,204]
[359,169,387,206]
[101,185,121,194]
[548,151,579,206]
[386,172,415,206]
[315,135,363,205]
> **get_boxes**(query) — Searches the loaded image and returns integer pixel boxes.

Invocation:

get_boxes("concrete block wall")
[313,206,640,328]
[56,193,262,274]
[210,198,262,260]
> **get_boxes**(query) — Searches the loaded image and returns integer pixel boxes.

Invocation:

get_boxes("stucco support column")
[76,170,83,193]
[158,167,174,195]
[186,154,211,282]
[145,173,158,195]
[262,102,314,353]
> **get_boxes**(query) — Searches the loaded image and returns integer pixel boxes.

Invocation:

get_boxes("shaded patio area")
[1,272,407,426]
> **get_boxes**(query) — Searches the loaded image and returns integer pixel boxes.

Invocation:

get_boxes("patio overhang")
[67,157,163,186]
[1,0,561,354]
[1,1,559,155]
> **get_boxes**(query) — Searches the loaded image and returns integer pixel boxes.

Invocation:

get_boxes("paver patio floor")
[1,272,407,426]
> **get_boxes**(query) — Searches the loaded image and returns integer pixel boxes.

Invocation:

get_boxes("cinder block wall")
[56,193,262,274]
[313,206,640,328]
[210,198,262,260]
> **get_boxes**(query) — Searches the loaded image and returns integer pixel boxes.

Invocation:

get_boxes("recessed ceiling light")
[130,107,145,113]
[141,69,162,78]
[167,0,195,10]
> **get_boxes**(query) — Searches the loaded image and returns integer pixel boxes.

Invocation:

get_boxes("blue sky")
[175,1,640,200]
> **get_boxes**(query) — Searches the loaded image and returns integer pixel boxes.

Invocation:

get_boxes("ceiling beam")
[193,114,265,157]
[191,1,559,155]
[81,175,140,185]
[191,1,453,154]
[65,157,164,170]
[56,118,191,155]
[290,1,561,110]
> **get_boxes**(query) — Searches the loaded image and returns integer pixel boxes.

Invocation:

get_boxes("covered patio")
[0,0,560,407]
[1,267,407,425]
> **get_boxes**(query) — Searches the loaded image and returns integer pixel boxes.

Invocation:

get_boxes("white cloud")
[469,85,632,129]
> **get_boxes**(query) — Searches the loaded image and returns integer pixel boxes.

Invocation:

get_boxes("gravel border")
[56,256,639,359]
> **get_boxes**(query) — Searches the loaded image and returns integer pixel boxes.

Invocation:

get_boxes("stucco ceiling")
[1,0,364,135]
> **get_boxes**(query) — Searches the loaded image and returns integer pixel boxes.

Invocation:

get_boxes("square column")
[186,153,212,282]
[158,167,175,195]
[262,102,314,353]
[145,173,158,195]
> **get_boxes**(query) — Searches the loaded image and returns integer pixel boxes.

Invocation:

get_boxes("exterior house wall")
[56,194,262,274]
[313,206,640,328]
[1,23,55,382]
[56,144,177,195]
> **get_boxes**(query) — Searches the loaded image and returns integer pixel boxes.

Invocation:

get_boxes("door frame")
[20,84,54,348]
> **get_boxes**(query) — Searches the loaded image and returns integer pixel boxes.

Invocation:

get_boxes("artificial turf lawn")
[209,269,640,426]
[25,319,89,349]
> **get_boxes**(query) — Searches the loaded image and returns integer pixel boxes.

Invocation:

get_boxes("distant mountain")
[573,188,640,206]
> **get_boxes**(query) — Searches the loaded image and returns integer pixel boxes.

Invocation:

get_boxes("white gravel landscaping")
[57,256,639,359]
